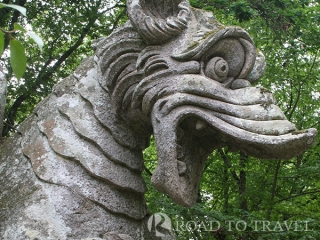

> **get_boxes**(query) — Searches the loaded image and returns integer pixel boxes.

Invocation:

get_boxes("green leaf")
[9,39,27,79]
[0,3,27,16]
[27,31,44,51]
[0,31,4,56]
[13,23,26,32]
[13,23,43,51]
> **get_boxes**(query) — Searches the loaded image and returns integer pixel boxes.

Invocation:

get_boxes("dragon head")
[96,0,317,207]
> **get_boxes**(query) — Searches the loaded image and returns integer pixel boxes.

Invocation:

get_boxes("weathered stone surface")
[0,0,317,239]
[0,59,152,239]
[247,50,266,83]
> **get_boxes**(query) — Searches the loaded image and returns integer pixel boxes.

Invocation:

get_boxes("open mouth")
[105,25,317,207]
[136,74,317,207]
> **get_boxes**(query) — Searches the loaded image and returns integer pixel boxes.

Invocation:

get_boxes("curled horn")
[126,0,191,44]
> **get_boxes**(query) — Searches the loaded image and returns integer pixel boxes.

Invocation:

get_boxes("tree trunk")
[223,165,229,213]
[239,153,249,240]
[267,159,281,220]
[239,152,248,213]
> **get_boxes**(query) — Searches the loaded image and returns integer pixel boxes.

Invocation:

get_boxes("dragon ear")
[126,0,191,44]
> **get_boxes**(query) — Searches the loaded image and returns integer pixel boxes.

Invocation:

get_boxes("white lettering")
[226,221,235,231]
[304,221,312,232]
[262,221,272,232]
[186,221,197,231]
[175,221,185,232]
[283,221,294,231]
[273,221,284,232]
[253,221,262,231]
[198,221,208,231]
[235,221,247,231]
[209,221,221,231]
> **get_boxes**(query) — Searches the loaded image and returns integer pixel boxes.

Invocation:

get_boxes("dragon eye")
[204,57,229,82]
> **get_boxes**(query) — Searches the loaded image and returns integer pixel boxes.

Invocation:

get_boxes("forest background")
[0,0,320,239]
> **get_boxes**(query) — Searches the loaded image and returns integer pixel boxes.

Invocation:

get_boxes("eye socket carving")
[204,57,229,82]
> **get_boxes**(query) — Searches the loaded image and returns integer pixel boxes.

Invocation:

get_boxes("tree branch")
[2,93,28,136]
[144,165,153,176]
[218,148,240,184]
[3,3,101,136]
[287,81,301,121]
[287,52,317,121]
[110,8,127,32]
[239,152,248,212]
[267,159,281,220]
[274,189,320,204]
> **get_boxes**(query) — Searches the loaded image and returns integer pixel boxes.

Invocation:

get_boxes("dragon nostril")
[204,57,229,82]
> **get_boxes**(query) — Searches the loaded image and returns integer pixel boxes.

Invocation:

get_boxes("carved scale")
[0,0,316,239]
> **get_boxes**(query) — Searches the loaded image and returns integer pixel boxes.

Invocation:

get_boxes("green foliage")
[13,22,44,51]
[229,0,257,22]
[9,39,26,79]
[1,0,126,136]
[0,3,26,16]
[0,4,43,80]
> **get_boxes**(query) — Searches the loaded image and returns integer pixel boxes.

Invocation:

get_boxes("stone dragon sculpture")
[0,0,316,239]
